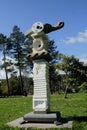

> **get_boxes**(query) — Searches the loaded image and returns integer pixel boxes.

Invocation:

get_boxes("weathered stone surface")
[33,60,50,112]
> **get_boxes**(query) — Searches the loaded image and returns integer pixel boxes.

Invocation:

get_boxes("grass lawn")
[0,93,87,130]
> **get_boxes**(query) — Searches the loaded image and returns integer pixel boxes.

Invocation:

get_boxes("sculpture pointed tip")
[55,21,64,29]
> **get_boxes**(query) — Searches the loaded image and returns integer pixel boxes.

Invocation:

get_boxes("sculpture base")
[23,112,61,125]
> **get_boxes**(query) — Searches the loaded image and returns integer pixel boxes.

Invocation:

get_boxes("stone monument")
[23,21,64,124]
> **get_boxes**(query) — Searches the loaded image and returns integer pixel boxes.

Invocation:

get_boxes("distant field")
[0,93,87,130]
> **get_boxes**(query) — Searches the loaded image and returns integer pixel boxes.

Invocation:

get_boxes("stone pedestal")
[23,59,61,124]
[23,58,61,124]
[33,59,50,113]
[23,112,61,124]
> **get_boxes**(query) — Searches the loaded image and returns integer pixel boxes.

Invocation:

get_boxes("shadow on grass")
[60,117,72,124]
[61,115,87,124]
[59,116,87,130]
[73,116,87,122]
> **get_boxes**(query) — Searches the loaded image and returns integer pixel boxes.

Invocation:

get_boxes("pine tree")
[9,25,26,94]
[0,34,10,96]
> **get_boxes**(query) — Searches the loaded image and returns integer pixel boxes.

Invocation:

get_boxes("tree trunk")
[19,67,23,95]
[64,86,68,98]
[4,67,10,96]
[3,52,10,96]
[17,51,24,95]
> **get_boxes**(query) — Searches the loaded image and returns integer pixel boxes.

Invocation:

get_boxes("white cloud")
[79,59,87,66]
[0,56,17,79]
[64,30,87,44]
[0,69,6,79]
[79,54,87,66]
[0,56,30,79]
[0,68,12,79]
[58,70,66,75]
[0,56,16,64]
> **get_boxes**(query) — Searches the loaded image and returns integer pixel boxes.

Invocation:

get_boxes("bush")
[78,82,87,93]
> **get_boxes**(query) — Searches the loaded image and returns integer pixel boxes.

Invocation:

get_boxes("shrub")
[78,82,87,93]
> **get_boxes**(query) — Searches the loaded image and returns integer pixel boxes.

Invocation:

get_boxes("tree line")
[0,25,87,98]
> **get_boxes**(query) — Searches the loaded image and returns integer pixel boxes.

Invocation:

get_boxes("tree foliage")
[55,54,87,97]
[0,34,10,95]
[46,40,60,93]
[9,25,26,94]
[78,82,87,93]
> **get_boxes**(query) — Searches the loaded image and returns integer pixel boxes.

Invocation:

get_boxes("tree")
[9,25,26,94]
[9,76,21,95]
[78,82,87,93]
[55,54,87,98]
[23,38,33,70]
[42,40,60,93]
[0,34,10,96]
[23,76,33,95]
[0,81,2,97]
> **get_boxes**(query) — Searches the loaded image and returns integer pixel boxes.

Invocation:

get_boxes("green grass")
[0,96,32,125]
[50,93,87,117]
[0,93,87,130]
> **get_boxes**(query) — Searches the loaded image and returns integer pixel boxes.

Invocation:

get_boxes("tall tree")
[47,40,60,93]
[0,34,10,96]
[9,25,26,94]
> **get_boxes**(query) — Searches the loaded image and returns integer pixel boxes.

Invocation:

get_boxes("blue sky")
[0,0,87,62]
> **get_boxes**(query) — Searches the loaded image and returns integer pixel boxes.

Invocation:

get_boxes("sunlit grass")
[50,93,87,117]
[0,93,87,129]
[0,96,32,125]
